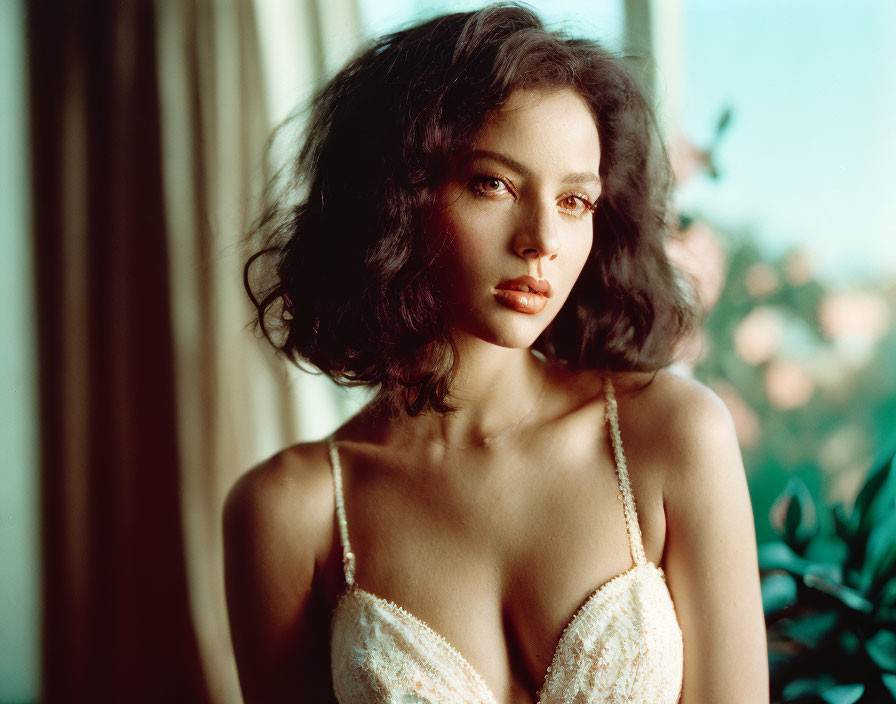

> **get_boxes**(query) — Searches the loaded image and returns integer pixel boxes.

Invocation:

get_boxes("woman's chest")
[322,438,668,701]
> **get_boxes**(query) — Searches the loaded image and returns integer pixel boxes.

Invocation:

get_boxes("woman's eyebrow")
[466,149,600,187]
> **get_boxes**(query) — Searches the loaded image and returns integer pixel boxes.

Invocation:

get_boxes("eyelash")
[468,174,597,218]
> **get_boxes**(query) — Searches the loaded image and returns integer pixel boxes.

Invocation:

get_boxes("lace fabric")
[328,379,684,703]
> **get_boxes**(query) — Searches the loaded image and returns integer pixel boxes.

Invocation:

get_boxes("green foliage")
[692,230,896,547]
[678,104,896,704]
[761,451,896,703]
[704,105,733,179]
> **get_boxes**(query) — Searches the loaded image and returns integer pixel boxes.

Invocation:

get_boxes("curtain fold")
[157,0,364,701]
[31,0,363,700]
[155,1,274,700]
[30,1,211,701]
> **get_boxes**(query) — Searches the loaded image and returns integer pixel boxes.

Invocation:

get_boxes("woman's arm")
[222,445,338,704]
[659,380,769,703]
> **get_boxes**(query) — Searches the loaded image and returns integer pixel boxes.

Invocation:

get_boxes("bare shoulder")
[612,369,738,494]
[614,369,731,435]
[223,441,334,556]
[222,441,338,703]
[615,371,768,702]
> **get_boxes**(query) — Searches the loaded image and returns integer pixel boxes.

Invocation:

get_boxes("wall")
[0,0,40,702]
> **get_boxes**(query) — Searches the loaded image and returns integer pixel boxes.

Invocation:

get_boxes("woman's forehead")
[470,88,601,175]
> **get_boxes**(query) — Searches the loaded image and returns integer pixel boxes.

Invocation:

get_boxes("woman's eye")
[558,194,595,217]
[469,176,511,197]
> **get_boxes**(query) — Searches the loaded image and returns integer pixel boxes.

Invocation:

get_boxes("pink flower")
[669,134,710,185]
[666,221,727,312]
[745,262,780,298]
[784,249,813,286]
[818,290,890,343]
[733,307,781,365]
[764,359,814,410]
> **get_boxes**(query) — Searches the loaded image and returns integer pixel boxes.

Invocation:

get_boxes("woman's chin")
[453,318,552,350]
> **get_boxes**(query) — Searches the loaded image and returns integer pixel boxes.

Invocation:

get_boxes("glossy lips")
[494,275,553,314]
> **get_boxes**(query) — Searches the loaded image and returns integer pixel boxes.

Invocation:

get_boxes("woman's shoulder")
[223,441,341,702]
[613,368,730,425]
[225,440,334,514]
[223,440,336,567]
[605,369,740,489]
[553,365,730,428]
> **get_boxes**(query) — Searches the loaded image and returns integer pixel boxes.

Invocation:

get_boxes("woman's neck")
[398,340,550,450]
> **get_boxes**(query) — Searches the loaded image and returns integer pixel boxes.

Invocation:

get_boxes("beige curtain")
[30,1,211,701]
[31,0,362,701]
[155,0,363,701]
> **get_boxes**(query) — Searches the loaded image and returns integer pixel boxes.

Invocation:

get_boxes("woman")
[224,4,769,703]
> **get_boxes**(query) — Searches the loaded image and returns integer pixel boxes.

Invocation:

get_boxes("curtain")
[29,1,211,701]
[30,0,362,701]
[154,2,273,700]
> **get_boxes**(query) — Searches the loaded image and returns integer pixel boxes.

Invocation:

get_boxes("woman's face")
[432,87,601,349]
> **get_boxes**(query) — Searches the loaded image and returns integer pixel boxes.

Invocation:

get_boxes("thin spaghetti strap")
[603,378,648,567]
[326,435,356,588]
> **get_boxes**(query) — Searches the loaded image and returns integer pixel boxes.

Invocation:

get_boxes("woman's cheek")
[446,213,501,274]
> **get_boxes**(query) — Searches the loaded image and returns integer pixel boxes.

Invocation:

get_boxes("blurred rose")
[807,348,856,398]
[666,221,727,311]
[784,249,813,286]
[711,381,760,449]
[764,359,814,410]
[669,134,709,185]
[745,262,780,297]
[818,289,890,343]
[733,307,781,365]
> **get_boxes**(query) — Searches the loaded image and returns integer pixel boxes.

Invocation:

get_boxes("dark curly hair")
[244,2,698,416]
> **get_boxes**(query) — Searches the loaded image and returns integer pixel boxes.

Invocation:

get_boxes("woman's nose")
[514,203,560,261]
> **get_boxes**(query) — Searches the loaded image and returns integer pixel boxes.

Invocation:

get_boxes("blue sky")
[358,0,896,283]
[678,0,896,282]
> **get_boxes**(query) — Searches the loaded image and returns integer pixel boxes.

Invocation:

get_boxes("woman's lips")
[494,276,553,314]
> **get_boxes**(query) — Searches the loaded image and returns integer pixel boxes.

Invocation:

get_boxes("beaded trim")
[536,561,664,698]
[327,435,356,587]
[352,587,499,704]
[603,377,648,566]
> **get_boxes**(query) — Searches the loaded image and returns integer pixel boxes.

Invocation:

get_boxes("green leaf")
[760,541,807,573]
[865,629,896,673]
[783,675,837,699]
[862,509,896,593]
[840,630,860,655]
[834,503,854,543]
[760,541,844,584]
[805,535,850,566]
[762,573,797,614]
[780,476,819,547]
[716,107,733,136]
[854,453,896,537]
[779,611,839,646]
[803,573,874,613]
[882,672,896,698]
[769,650,793,676]
[820,684,864,704]
[805,562,845,585]
[880,578,896,609]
